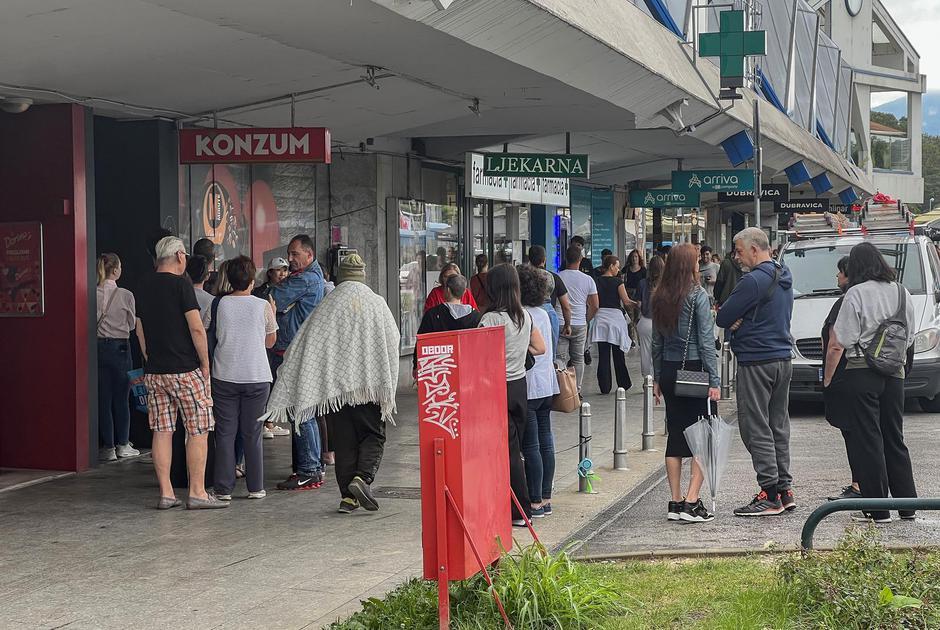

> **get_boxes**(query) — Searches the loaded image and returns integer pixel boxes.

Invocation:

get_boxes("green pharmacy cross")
[698,10,766,98]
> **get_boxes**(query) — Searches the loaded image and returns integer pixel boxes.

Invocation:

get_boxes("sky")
[872,0,939,106]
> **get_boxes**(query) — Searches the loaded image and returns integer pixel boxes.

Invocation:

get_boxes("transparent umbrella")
[682,400,736,513]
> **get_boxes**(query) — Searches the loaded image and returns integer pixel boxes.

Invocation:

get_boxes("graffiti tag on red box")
[0,222,44,316]
[417,343,460,439]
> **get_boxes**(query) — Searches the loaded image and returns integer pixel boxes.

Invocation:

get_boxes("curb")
[576,543,940,562]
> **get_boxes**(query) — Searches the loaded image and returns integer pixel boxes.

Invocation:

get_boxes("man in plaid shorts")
[135,236,228,510]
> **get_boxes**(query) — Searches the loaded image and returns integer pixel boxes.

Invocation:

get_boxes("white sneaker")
[116,443,140,458]
[99,447,117,462]
[247,490,267,499]
[270,425,291,437]
[263,428,275,439]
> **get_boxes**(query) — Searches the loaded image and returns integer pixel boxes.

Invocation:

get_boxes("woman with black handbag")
[651,244,721,523]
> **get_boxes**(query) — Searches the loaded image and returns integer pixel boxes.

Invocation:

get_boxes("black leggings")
[506,377,532,519]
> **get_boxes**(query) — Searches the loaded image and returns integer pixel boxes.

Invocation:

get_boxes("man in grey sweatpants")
[716,228,795,516]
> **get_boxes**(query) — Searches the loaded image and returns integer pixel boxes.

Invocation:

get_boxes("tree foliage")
[924,132,940,209]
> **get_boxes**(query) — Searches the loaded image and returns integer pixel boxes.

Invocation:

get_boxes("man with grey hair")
[716,227,795,517]
[136,236,226,510]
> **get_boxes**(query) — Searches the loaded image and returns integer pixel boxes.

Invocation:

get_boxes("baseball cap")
[268,257,289,270]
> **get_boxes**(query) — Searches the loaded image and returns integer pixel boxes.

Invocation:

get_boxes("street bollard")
[578,402,592,493]
[720,341,732,400]
[613,388,628,470]
[642,375,656,451]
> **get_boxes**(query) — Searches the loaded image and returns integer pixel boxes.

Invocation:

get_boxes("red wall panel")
[0,104,90,471]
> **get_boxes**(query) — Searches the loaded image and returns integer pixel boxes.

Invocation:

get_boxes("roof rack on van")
[780,223,928,243]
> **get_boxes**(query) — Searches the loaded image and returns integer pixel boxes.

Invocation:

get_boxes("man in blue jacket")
[270,234,325,491]
[716,227,795,517]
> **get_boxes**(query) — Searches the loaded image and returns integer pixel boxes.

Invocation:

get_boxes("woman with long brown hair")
[480,263,546,527]
[636,255,664,379]
[651,244,720,523]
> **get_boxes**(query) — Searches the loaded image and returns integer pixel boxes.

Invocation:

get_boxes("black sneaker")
[851,511,891,524]
[733,491,784,517]
[667,500,685,521]
[337,498,360,514]
[348,475,379,511]
[900,511,917,520]
[779,488,797,511]
[679,499,715,523]
[584,349,592,365]
[827,485,862,501]
[276,472,323,491]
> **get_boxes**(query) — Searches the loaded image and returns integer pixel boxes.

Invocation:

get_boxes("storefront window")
[493,203,529,265]
[178,163,318,271]
[397,199,426,353]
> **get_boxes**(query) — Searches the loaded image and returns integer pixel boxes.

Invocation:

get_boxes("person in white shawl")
[263,253,400,514]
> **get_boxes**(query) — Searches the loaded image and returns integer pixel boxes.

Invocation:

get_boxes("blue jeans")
[291,417,323,476]
[97,338,131,448]
[522,396,555,503]
[541,302,559,356]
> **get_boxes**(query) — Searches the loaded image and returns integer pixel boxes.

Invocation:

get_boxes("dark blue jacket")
[715,260,793,364]
[270,262,324,352]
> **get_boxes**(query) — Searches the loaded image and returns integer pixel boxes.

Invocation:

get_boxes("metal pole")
[614,388,628,470]
[642,375,656,451]
[578,402,592,493]
[753,98,762,231]
[720,341,732,400]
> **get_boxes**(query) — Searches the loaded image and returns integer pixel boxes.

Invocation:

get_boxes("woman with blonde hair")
[96,253,140,461]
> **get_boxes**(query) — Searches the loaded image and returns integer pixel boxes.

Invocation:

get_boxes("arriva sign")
[629,189,700,208]
[672,169,755,193]
[481,153,589,178]
[179,127,331,164]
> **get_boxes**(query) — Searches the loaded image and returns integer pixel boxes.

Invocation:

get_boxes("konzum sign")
[179,127,331,164]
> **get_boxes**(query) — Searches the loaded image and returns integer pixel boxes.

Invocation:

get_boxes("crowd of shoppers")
[98,223,921,529]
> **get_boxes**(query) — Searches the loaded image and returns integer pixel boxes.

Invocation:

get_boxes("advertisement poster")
[0,221,44,316]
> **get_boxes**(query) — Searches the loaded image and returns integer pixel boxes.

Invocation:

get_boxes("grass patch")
[589,557,793,630]
[330,530,940,630]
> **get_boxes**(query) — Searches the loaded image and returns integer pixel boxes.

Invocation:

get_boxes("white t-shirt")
[212,295,278,383]
[194,287,214,328]
[480,309,532,381]
[557,269,597,326]
[526,307,559,400]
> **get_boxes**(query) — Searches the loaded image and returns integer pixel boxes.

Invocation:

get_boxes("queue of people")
[98,226,920,529]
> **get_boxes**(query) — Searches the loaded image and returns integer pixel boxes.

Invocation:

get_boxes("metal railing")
[801,498,940,550]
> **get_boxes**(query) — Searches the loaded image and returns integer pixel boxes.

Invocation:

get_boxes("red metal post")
[434,438,450,630]
[509,488,544,551]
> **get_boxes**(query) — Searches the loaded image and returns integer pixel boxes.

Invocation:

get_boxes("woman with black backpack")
[824,242,918,523]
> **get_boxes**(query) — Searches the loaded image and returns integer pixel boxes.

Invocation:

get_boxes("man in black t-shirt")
[527,245,572,338]
[136,236,226,511]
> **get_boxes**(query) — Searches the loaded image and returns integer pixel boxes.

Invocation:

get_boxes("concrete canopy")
[0,0,871,194]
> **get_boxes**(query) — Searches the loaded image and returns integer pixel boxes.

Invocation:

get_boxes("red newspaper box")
[417,327,511,582]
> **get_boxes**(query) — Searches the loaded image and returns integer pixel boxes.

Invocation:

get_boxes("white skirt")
[591,308,633,353]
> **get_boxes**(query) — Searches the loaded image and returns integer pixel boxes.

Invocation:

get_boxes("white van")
[779,233,940,410]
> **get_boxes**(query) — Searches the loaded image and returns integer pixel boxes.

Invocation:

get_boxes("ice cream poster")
[0,222,44,316]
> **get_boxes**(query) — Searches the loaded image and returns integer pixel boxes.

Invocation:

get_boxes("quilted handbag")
[674,290,711,399]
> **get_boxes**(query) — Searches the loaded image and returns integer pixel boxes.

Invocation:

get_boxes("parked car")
[780,233,940,410]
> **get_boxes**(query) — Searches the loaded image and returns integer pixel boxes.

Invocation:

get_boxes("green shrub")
[329,543,628,630]
[778,527,940,629]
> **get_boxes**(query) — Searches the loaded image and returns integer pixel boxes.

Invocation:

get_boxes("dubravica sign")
[481,153,589,178]
[717,184,789,202]
[672,169,755,193]
[774,198,831,214]
[179,127,331,164]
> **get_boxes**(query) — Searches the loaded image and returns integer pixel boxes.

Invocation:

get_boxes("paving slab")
[0,352,669,629]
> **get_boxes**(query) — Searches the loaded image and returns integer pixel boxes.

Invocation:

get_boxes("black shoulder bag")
[206,296,222,364]
[674,289,711,398]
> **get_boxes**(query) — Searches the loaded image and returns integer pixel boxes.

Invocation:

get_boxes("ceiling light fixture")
[0,97,33,114]
[468,98,481,117]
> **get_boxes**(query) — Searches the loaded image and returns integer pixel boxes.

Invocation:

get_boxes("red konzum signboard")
[0,221,44,317]
[179,127,331,164]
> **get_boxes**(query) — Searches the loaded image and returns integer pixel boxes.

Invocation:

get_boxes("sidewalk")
[0,353,669,630]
